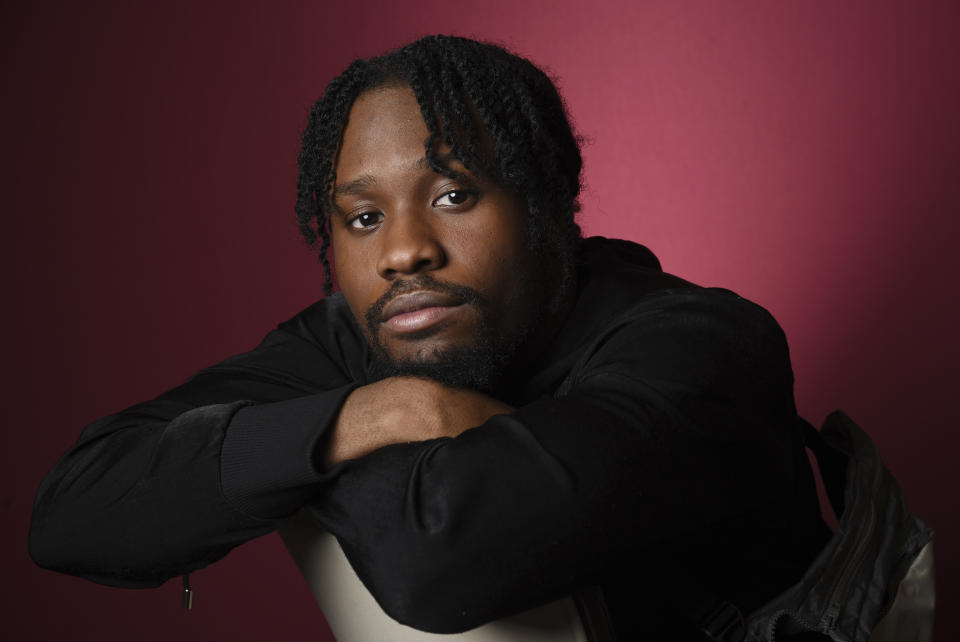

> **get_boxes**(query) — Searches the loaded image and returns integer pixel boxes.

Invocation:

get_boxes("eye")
[348,211,384,230]
[433,189,475,208]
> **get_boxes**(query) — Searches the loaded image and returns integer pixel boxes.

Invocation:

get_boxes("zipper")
[764,608,832,642]
[181,573,194,610]
[821,454,880,633]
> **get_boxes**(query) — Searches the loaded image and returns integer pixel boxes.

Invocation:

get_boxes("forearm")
[30,385,361,585]
[30,304,363,585]
[29,400,265,585]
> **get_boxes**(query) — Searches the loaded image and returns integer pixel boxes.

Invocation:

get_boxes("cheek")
[460,221,535,318]
[331,233,374,322]
[446,224,516,287]
[464,202,529,266]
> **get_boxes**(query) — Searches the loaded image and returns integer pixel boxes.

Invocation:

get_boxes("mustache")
[365,275,484,331]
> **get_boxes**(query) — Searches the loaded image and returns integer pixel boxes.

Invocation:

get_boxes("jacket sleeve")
[28,300,363,587]
[306,290,803,633]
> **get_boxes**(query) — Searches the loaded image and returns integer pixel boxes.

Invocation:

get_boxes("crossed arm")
[29,290,800,633]
[324,377,514,467]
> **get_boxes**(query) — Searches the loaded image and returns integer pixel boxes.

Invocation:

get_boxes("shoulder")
[566,238,792,405]
[275,293,365,352]
[201,293,369,387]
[570,237,787,360]
[573,287,790,383]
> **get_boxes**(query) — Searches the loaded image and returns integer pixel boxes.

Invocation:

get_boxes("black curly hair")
[295,34,584,295]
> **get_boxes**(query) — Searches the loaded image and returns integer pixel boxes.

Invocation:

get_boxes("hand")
[321,377,514,467]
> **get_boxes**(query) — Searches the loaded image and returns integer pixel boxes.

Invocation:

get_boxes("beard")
[364,275,541,391]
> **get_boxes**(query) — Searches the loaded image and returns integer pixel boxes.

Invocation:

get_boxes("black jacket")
[30,237,830,639]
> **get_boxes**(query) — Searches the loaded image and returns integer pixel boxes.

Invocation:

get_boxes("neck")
[494,270,578,401]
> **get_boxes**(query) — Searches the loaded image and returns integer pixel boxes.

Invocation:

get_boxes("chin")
[385,336,474,363]
[369,355,499,391]
[368,339,510,391]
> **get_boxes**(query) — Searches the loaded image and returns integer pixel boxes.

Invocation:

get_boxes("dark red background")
[3,1,958,640]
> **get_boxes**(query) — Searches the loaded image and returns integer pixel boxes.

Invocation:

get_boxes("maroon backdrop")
[3,1,958,640]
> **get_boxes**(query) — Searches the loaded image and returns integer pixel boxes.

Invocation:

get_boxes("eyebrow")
[330,154,470,202]
[331,174,377,201]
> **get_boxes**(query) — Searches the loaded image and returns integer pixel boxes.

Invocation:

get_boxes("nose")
[375,210,446,279]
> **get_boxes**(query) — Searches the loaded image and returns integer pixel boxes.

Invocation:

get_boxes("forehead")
[335,86,429,180]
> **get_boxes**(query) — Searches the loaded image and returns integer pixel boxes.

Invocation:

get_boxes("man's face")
[330,85,549,388]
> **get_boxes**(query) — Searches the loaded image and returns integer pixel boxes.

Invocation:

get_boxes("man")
[30,35,830,639]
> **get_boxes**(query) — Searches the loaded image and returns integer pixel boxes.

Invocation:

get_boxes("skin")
[321,85,570,466]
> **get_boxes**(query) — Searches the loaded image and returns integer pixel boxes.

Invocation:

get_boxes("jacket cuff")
[221,384,359,519]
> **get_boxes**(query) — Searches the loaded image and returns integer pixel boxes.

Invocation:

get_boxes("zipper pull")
[181,573,194,610]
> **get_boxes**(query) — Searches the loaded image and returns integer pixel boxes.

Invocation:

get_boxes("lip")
[380,291,464,334]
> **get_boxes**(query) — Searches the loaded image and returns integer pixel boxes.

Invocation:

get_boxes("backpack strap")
[796,416,847,517]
